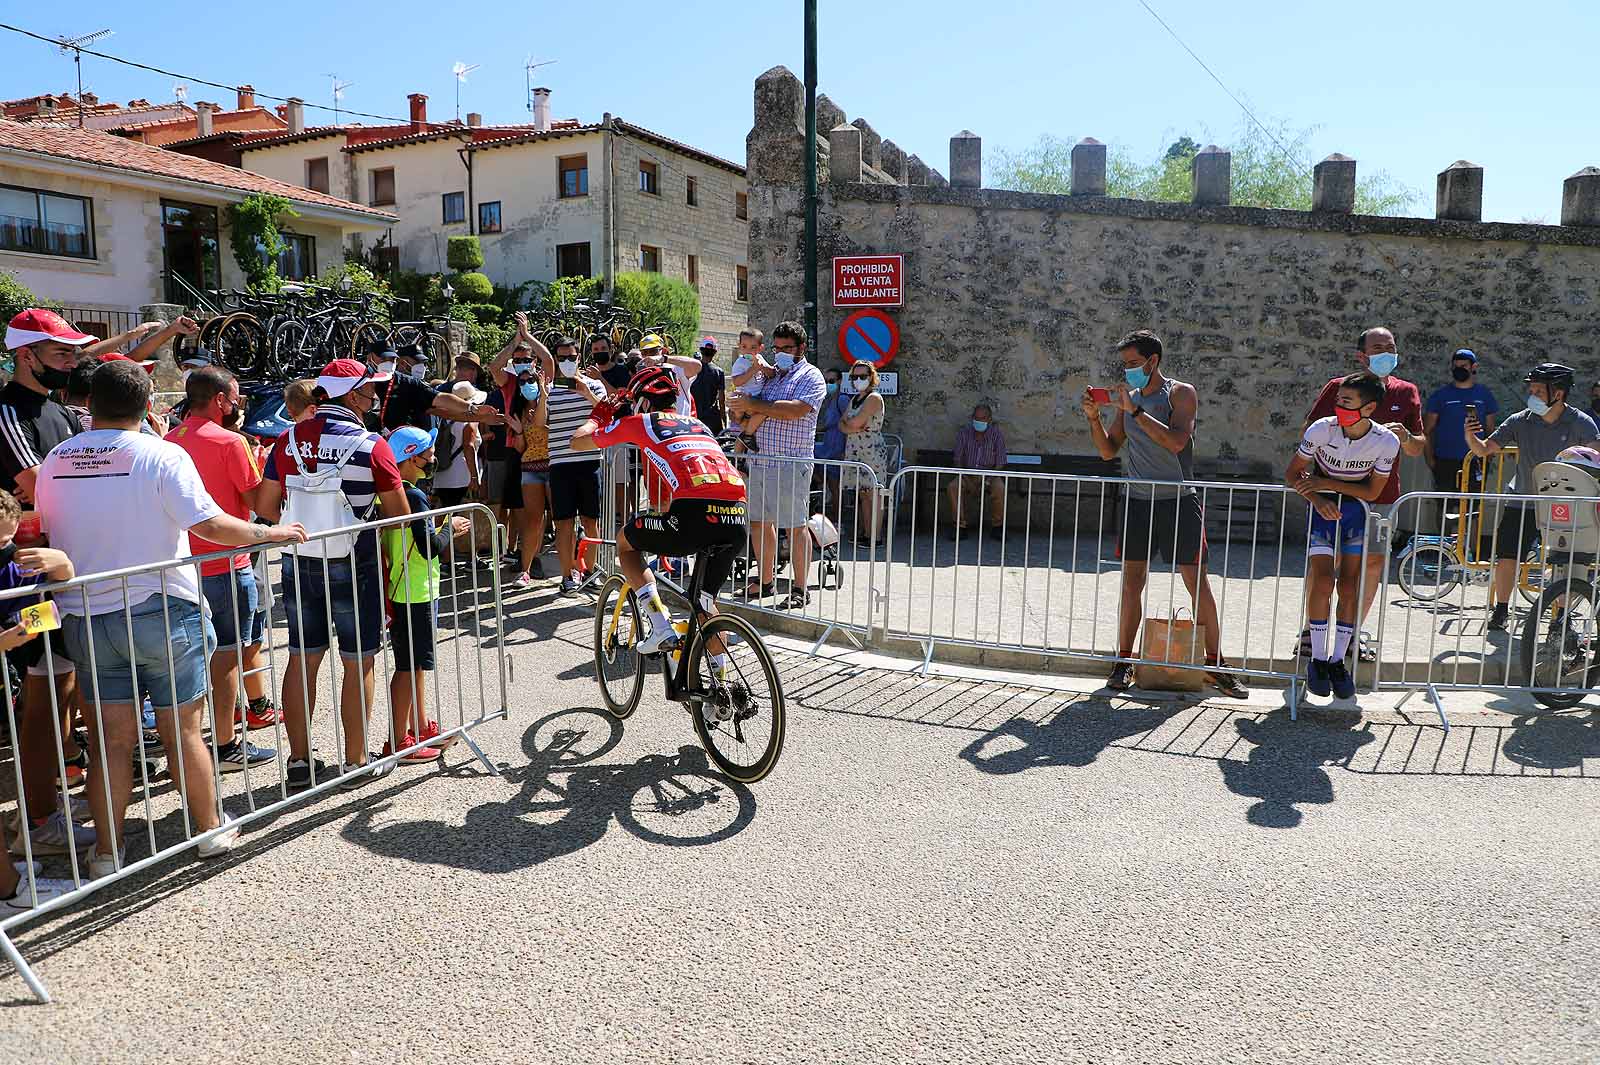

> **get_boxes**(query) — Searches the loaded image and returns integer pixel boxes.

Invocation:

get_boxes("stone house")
[0,117,394,335]
[238,90,751,347]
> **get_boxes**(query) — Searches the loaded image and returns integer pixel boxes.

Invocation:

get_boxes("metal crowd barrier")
[1,503,507,1002]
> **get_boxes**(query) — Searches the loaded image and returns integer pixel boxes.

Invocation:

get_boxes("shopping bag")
[451,491,497,559]
[1134,611,1208,691]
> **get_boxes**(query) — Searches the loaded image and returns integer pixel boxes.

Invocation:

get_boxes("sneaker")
[1487,603,1510,632]
[9,809,95,857]
[559,574,580,596]
[89,847,126,880]
[1205,659,1249,699]
[513,572,534,591]
[131,745,164,780]
[383,733,442,765]
[1326,659,1356,700]
[196,815,240,859]
[1357,629,1377,663]
[1,875,76,911]
[11,860,40,879]
[637,617,680,656]
[339,757,395,791]
[286,757,333,792]
[241,697,283,731]
[418,719,456,751]
[216,739,276,774]
[1106,661,1136,692]
[1306,658,1332,698]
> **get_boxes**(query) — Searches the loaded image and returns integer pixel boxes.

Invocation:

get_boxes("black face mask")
[1451,366,1473,383]
[31,356,71,390]
[0,543,15,567]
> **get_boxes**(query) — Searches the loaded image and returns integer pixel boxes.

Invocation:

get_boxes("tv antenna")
[323,73,355,123]
[525,57,558,111]
[173,84,188,103]
[451,61,480,121]
[56,28,114,127]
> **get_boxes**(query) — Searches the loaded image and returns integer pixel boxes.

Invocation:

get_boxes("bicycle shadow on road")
[339,708,756,872]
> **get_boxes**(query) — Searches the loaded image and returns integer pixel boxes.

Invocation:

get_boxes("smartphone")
[1088,387,1112,405]
[1465,403,1478,420]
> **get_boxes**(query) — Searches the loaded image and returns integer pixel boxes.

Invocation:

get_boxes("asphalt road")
[3,577,1598,1065]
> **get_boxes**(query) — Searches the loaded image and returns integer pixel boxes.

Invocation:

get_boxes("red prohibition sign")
[837,309,900,368]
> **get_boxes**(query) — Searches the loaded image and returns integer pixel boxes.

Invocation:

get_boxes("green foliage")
[0,271,53,328]
[315,261,393,320]
[390,269,444,318]
[989,119,1419,217]
[452,302,503,325]
[225,193,298,292]
[462,318,512,357]
[451,271,494,303]
[611,272,700,355]
[538,274,606,315]
[446,235,484,272]
[491,279,539,314]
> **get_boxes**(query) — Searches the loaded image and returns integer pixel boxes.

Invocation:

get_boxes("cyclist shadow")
[1499,710,1600,771]
[1218,710,1376,830]
[340,708,756,872]
[958,696,1181,774]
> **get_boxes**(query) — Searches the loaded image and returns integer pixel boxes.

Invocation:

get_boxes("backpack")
[282,422,364,560]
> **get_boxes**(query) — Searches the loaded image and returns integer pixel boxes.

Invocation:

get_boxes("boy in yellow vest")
[383,426,472,763]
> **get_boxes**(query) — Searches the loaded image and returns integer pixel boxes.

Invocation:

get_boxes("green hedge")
[446,235,484,272]
[451,271,494,303]
[611,272,700,355]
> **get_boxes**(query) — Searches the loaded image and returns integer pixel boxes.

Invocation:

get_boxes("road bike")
[590,540,785,784]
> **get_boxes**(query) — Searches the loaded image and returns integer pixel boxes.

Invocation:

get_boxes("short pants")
[1117,493,1208,565]
[388,600,437,672]
[550,460,601,520]
[1309,496,1370,558]
[745,457,812,528]
[434,485,470,508]
[1492,505,1541,561]
[63,595,212,709]
[623,499,748,602]
[202,566,265,652]
[281,555,384,660]
[520,468,550,487]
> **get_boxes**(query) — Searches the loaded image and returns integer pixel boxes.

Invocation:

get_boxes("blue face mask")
[774,352,795,371]
[1527,393,1550,416]
[826,382,839,396]
[520,382,540,403]
[1123,363,1151,390]
[972,419,989,433]
[1367,352,1399,377]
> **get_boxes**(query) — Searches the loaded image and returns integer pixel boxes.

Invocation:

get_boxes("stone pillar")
[139,303,187,392]
[1312,154,1357,213]
[1560,166,1600,227]
[906,153,931,186]
[828,124,863,184]
[1071,137,1106,196]
[949,130,981,189]
[1435,160,1483,222]
[1191,145,1231,206]
[816,94,847,137]
[851,118,881,170]
[880,139,907,184]
[746,66,807,185]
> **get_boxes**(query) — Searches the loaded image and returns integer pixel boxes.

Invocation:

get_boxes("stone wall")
[745,66,1600,472]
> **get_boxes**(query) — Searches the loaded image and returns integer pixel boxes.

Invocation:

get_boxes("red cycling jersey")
[592,410,746,505]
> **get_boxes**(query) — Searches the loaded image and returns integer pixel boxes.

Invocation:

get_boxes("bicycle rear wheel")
[686,613,785,784]
[215,314,268,378]
[1518,578,1597,709]
[594,574,645,719]
[349,321,390,360]
[1394,544,1460,601]
[270,319,311,380]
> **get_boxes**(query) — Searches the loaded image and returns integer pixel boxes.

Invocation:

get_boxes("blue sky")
[3,1,1595,222]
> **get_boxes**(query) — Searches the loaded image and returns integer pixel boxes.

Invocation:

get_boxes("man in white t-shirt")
[34,361,305,876]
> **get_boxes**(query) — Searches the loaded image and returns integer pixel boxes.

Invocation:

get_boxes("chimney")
[286,97,304,135]
[80,92,98,108]
[37,97,56,116]
[195,101,215,138]
[236,84,255,110]
[408,93,428,133]
[531,87,551,133]
[466,112,481,127]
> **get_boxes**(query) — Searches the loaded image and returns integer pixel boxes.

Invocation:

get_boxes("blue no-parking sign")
[837,309,899,368]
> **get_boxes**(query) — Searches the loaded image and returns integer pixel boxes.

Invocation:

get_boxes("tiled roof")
[237,125,353,149]
[344,122,553,154]
[0,118,395,221]
[467,119,743,175]
[612,119,744,175]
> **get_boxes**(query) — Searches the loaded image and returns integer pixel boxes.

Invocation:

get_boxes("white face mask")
[558,359,578,378]
[376,360,398,376]
[848,377,867,393]
[405,363,426,381]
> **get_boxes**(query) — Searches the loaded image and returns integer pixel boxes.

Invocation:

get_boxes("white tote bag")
[281,423,363,560]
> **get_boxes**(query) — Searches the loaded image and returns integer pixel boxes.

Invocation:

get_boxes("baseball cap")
[698,336,718,352]
[316,357,388,398]
[96,352,156,374]
[389,425,437,461]
[6,309,95,351]
[178,348,214,369]
[1453,348,1477,364]
[639,333,663,351]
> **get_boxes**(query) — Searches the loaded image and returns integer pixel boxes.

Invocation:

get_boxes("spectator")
[725,328,770,448]
[1589,380,1600,425]
[726,320,827,609]
[1424,348,1499,499]
[282,379,318,423]
[79,315,199,363]
[452,351,486,390]
[840,361,890,544]
[381,426,473,765]
[164,367,277,771]
[545,354,604,595]
[509,359,551,589]
[255,358,410,791]
[489,316,555,570]
[638,333,700,417]
[586,335,637,530]
[1299,326,1425,660]
[945,402,1007,537]
[364,340,503,435]
[690,337,728,437]
[814,367,850,514]
[1082,330,1247,698]
[1466,363,1600,631]
[35,360,305,874]
[433,382,483,509]
[0,309,95,857]
[589,335,632,394]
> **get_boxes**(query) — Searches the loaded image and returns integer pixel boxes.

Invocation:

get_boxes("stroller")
[1519,445,1600,708]
[720,433,844,593]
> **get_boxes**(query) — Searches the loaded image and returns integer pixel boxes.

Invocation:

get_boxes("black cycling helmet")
[1525,363,1576,397]
[395,341,425,363]
[627,364,679,411]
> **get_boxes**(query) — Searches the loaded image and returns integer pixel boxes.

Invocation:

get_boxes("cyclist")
[570,365,747,664]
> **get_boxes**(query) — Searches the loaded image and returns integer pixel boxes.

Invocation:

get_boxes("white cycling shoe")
[636,619,680,656]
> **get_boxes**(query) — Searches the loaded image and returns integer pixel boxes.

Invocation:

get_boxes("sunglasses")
[850,374,871,381]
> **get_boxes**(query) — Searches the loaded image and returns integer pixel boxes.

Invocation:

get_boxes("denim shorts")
[281,555,384,660]
[202,566,265,652]
[521,468,550,487]
[63,595,213,710]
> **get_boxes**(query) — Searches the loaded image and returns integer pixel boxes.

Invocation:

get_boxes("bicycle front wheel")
[686,613,785,784]
[1395,544,1460,602]
[594,574,645,719]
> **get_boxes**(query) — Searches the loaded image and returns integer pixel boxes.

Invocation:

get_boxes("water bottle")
[668,619,689,661]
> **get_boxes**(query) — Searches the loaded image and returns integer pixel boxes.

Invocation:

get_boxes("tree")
[989,118,1418,216]
[446,236,484,272]
[611,272,700,356]
[225,193,298,292]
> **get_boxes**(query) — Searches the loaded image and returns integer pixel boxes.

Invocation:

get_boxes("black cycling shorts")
[623,499,748,602]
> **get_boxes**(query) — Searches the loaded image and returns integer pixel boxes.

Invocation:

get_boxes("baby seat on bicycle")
[1533,448,1600,559]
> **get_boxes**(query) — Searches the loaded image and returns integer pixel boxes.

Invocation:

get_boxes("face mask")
[0,542,15,567]
[404,363,426,381]
[32,359,71,390]
[511,362,533,377]
[826,382,839,396]
[593,352,612,366]
[180,370,193,387]
[558,359,578,378]
[972,419,989,433]
[1451,365,1472,383]
[774,353,795,371]
[520,382,541,403]
[1527,393,1550,416]
[1335,406,1365,429]
[732,356,752,375]
[1367,352,1399,377]
[375,359,398,377]
[1123,363,1151,390]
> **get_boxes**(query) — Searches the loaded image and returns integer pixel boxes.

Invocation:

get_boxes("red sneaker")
[383,733,442,765]
[241,698,283,731]
[418,719,457,751]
